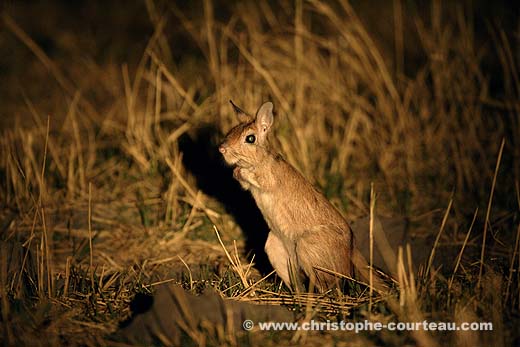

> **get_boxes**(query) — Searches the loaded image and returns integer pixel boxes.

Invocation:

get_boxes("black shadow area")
[178,125,272,275]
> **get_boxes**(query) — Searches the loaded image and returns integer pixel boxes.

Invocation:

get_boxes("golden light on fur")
[220,101,354,292]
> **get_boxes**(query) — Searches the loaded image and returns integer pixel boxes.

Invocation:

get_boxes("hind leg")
[296,229,353,292]
[265,232,302,290]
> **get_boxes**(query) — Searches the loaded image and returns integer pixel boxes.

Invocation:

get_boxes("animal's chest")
[251,190,305,240]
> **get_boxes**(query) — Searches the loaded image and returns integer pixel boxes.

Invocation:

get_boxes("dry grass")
[1,0,519,346]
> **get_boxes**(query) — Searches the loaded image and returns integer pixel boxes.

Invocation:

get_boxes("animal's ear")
[229,100,252,123]
[255,102,274,133]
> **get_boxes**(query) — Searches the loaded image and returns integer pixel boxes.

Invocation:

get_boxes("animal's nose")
[219,145,226,154]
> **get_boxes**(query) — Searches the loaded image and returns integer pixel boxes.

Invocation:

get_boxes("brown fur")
[219,101,354,292]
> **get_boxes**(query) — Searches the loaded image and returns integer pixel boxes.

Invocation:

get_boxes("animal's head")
[219,101,274,168]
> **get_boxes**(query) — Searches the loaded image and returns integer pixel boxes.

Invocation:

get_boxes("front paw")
[233,167,251,190]
[233,167,243,180]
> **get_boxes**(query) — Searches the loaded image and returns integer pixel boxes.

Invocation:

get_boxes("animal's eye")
[245,134,256,144]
